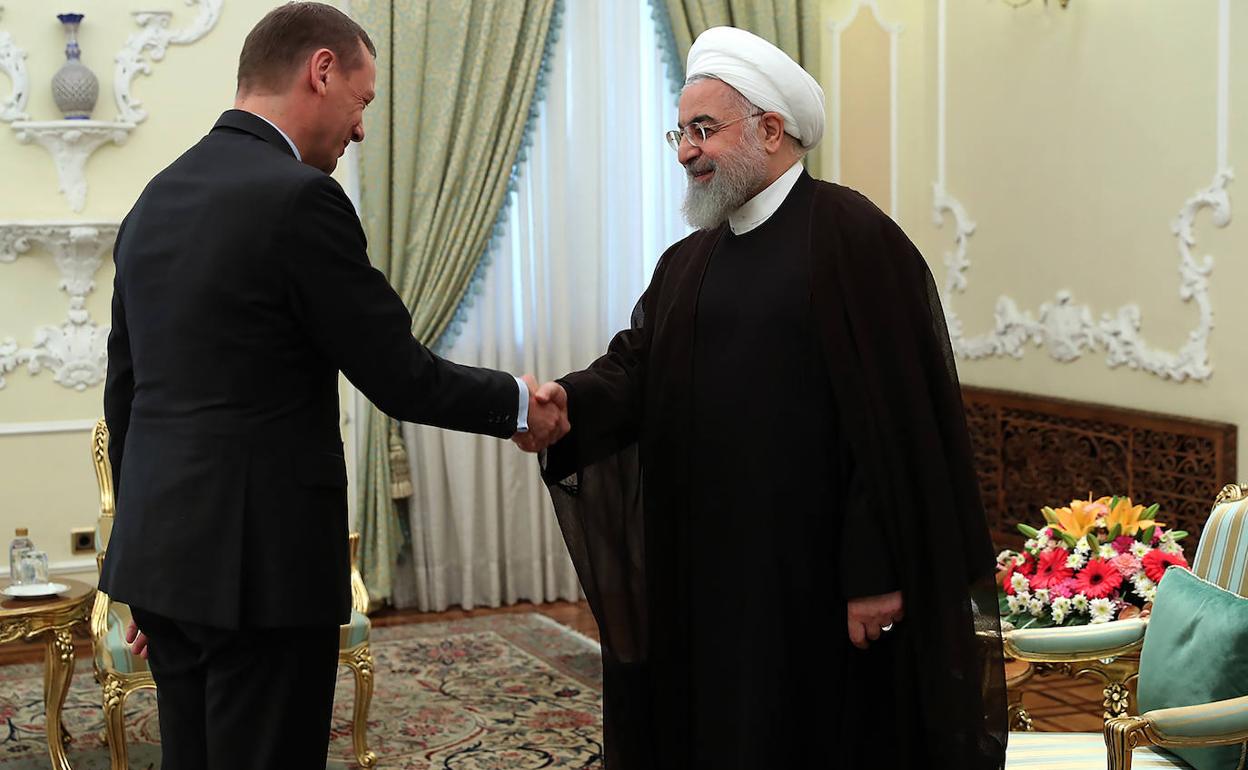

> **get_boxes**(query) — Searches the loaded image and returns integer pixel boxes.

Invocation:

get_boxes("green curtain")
[664,0,817,64]
[657,0,822,169]
[350,0,560,605]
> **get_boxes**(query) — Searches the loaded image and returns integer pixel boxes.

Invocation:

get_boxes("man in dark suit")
[100,4,568,768]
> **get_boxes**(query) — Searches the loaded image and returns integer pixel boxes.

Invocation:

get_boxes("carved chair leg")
[342,645,377,769]
[101,674,130,770]
[1008,702,1035,732]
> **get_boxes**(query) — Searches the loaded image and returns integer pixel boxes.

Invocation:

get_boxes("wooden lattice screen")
[961,386,1238,554]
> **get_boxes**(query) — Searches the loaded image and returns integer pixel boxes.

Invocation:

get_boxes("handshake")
[513,374,570,453]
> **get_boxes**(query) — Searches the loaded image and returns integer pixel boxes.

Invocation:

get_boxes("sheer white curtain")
[391,1,689,610]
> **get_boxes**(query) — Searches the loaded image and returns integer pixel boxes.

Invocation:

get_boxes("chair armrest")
[90,551,111,638]
[1143,695,1248,743]
[1005,618,1148,661]
[1105,697,1248,769]
[348,532,370,615]
[90,590,112,639]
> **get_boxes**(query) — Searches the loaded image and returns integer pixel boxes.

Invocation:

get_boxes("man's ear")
[761,112,786,153]
[309,48,334,95]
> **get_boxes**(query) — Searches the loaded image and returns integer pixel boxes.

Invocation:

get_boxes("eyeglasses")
[665,112,764,151]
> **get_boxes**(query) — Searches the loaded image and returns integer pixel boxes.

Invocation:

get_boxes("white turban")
[685,26,825,150]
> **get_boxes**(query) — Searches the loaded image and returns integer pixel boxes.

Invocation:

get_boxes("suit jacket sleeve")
[285,175,517,438]
[103,219,133,493]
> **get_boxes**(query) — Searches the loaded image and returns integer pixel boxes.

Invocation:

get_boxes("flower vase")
[51,13,98,120]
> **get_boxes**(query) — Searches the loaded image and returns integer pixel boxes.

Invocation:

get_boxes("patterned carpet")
[0,613,604,769]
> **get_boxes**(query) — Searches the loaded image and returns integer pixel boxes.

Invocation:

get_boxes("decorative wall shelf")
[0,1,224,398]
[0,221,119,390]
[0,0,222,213]
[11,121,134,212]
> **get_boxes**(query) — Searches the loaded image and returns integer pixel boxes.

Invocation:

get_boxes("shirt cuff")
[514,376,530,433]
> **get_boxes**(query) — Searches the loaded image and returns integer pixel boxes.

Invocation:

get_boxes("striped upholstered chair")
[88,419,377,769]
[1005,483,1248,770]
[1004,483,1248,727]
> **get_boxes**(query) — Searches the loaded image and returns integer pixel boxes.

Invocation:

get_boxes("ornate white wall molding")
[0,222,118,391]
[0,6,30,122]
[827,0,903,218]
[10,121,134,212]
[933,0,1232,382]
[114,0,223,124]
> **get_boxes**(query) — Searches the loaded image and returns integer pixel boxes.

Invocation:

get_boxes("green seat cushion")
[339,609,370,650]
[1007,732,1189,768]
[1138,567,1248,770]
[96,604,149,676]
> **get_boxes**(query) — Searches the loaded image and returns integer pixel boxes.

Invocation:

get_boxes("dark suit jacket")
[101,110,518,629]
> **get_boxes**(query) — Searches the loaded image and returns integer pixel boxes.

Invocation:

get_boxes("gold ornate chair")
[1005,482,1248,729]
[89,418,377,769]
[1005,483,1248,770]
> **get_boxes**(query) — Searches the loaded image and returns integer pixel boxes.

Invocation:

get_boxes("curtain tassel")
[388,419,414,500]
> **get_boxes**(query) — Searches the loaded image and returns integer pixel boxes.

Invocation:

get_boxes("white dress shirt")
[728,161,804,235]
[248,111,303,161]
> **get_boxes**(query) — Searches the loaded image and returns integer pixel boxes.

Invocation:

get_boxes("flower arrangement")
[997,495,1190,629]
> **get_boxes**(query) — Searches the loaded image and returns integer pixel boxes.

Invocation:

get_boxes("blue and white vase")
[51,13,98,120]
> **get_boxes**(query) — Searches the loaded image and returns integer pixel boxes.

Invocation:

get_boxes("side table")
[0,578,95,770]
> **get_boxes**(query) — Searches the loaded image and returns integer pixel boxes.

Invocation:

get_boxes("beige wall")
[0,0,359,583]
[6,0,1244,581]
[821,0,1246,484]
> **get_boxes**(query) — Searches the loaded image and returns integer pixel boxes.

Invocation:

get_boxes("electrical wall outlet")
[70,527,95,555]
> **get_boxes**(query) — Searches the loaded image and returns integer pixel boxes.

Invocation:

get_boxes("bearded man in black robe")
[514,26,1007,770]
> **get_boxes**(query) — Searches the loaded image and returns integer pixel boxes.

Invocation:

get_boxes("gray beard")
[680,130,771,231]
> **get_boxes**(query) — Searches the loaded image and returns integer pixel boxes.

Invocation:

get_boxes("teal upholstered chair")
[1004,485,1248,727]
[1005,483,1248,770]
[89,419,377,769]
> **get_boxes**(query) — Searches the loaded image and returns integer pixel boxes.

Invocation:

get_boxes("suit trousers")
[129,606,340,770]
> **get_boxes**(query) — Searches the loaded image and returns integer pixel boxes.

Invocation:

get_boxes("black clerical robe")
[543,172,1006,769]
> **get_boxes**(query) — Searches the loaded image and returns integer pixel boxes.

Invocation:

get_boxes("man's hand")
[513,377,569,453]
[847,590,903,650]
[125,619,150,660]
